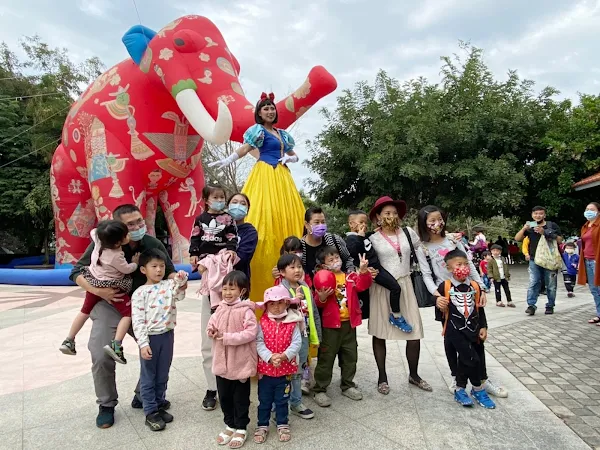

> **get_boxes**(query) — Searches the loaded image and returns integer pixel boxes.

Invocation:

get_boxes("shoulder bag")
[402,227,436,308]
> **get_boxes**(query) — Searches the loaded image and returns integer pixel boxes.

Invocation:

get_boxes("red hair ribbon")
[259,92,275,101]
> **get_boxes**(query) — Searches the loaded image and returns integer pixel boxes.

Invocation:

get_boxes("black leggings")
[373,336,421,384]
[444,334,482,389]
[373,266,401,314]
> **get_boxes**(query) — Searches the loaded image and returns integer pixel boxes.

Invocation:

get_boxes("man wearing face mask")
[515,205,562,316]
[70,204,178,429]
[300,207,355,279]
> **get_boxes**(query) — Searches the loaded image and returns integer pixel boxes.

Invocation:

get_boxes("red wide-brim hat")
[368,196,407,222]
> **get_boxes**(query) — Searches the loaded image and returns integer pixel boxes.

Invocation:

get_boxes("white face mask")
[565,248,575,254]
[268,310,288,319]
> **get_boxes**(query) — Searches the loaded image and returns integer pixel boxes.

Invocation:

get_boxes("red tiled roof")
[573,171,600,188]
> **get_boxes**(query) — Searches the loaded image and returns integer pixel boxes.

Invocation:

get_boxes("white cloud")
[0,0,598,191]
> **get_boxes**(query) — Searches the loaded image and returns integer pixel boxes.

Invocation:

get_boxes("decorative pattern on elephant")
[159,191,190,263]
[68,67,121,121]
[130,186,146,208]
[145,112,201,161]
[67,200,96,237]
[178,178,201,217]
[101,85,155,161]
[146,197,157,237]
[92,186,111,220]
[50,165,65,234]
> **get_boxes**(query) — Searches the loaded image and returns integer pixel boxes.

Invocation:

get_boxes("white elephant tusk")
[175,89,233,145]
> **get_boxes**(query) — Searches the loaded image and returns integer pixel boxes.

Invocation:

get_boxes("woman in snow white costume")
[209,93,305,300]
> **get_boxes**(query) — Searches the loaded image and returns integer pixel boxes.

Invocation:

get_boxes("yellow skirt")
[242,161,305,304]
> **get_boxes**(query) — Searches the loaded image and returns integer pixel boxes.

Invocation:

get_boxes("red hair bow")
[260,92,275,101]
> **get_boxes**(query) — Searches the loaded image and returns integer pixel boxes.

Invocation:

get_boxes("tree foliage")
[0,36,103,253]
[306,42,598,234]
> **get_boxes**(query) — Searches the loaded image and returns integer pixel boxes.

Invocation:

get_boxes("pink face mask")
[453,266,470,280]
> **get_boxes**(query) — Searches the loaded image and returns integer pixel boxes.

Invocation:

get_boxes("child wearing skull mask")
[435,249,496,409]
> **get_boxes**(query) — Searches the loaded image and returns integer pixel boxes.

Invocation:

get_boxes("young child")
[488,244,514,307]
[131,249,188,431]
[273,236,313,288]
[345,210,412,332]
[435,249,495,409]
[189,183,238,411]
[277,253,322,419]
[207,271,257,448]
[189,184,238,263]
[59,220,139,363]
[254,286,303,444]
[312,246,372,407]
[562,242,579,298]
[479,251,491,292]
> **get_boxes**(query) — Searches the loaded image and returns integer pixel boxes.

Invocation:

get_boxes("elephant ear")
[122,25,157,65]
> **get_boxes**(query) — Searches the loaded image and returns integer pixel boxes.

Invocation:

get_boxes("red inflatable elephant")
[51,15,337,266]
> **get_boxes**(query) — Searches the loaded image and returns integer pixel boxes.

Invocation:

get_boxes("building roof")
[573,171,600,191]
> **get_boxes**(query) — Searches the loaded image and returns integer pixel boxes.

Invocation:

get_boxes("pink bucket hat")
[263,285,293,304]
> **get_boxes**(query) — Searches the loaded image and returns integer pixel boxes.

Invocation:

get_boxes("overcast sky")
[1,0,599,190]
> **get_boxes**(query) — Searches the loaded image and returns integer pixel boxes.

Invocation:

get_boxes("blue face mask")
[129,225,146,242]
[584,210,598,221]
[209,201,226,212]
[229,204,248,221]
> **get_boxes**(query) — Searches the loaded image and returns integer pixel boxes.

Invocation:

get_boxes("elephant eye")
[172,30,200,53]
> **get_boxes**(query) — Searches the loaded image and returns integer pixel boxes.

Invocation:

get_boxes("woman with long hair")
[577,202,600,324]
[417,205,508,399]
[208,93,305,299]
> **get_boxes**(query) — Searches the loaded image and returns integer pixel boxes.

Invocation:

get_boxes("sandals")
[228,430,247,449]
[277,425,291,442]
[217,427,236,445]
[589,317,600,324]
[253,427,269,444]
[409,376,433,392]
[496,302,506,307]
[377,382,390,395]
[507,302,516,308]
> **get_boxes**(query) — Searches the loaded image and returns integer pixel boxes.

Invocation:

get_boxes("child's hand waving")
[295,286,305,300]
[132,252,141,265]
[358,253,369,273]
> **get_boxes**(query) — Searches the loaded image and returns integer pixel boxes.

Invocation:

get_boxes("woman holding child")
[367,196,434,394]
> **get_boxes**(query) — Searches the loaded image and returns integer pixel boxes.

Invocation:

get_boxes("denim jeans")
[527,260,558,309]
[290,336,309,408]
[585,259,600,316]
[140,330,174,416]
[258,375,290,427]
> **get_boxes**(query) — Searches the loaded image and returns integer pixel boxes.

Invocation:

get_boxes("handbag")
[402,227,436,308]
[534,236,562,271]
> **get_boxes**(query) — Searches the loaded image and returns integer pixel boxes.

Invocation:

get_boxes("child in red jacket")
[312,246,372,408]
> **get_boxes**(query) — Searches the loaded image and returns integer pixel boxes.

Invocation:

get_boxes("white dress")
[368,227,433,341]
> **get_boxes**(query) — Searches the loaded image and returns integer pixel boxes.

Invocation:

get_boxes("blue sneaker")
[454,388,474,407]
[471,388,496,409]
[389,314,413,333]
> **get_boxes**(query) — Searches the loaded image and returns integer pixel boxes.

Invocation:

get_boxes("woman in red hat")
[367,196,435,394]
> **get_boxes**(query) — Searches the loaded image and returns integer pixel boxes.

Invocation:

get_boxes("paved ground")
[0,265,596,449]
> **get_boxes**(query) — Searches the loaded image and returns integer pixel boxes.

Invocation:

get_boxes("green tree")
[305,43,561,221]
[0,36,103,254]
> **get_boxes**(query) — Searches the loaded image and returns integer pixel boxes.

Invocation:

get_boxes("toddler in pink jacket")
[207,270,258,448]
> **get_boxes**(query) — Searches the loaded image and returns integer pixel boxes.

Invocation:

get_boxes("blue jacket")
[562,252,579,276]
[234,222,258,281]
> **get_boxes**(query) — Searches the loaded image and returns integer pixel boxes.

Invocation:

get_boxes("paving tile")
[1,268,595,450]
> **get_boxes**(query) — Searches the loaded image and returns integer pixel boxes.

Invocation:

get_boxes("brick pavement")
[487,305,600,449]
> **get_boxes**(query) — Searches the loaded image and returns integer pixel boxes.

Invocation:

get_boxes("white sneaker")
[313,392,332,407]
[448,377,457,394]
[341,387,363,401]
[484,379,508,398]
